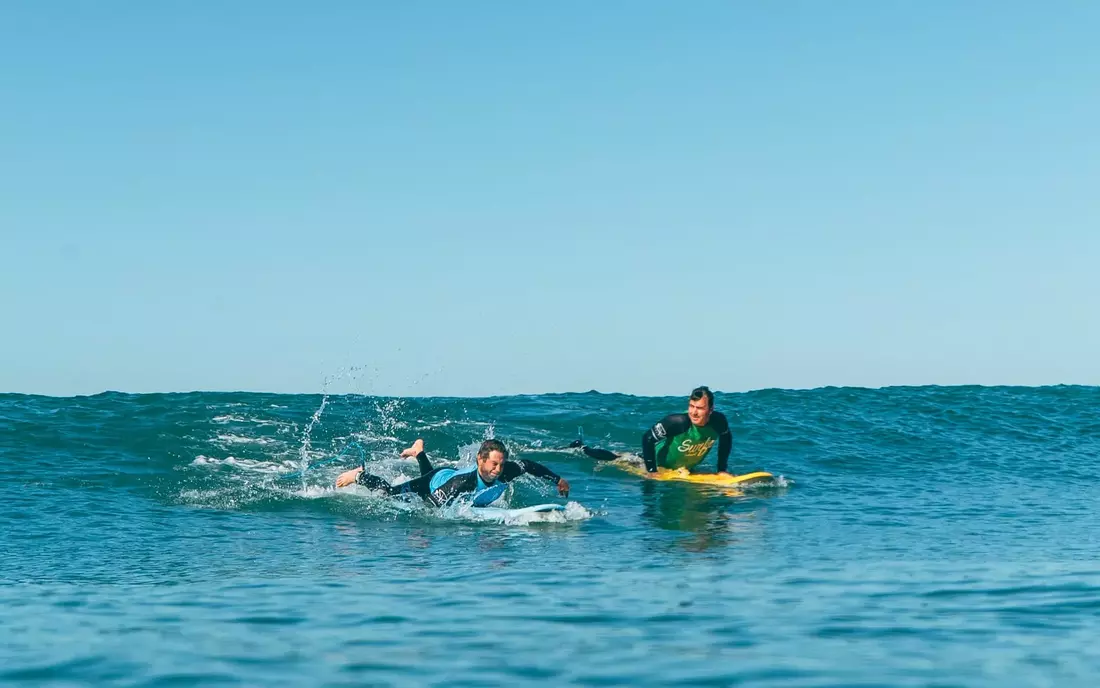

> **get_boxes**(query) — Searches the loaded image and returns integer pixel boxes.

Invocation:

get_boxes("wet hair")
[690,386,714,409]
[477,439,509,460]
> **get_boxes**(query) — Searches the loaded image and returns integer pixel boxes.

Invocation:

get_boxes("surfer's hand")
[556,478,570,497]
[335,467,363,488]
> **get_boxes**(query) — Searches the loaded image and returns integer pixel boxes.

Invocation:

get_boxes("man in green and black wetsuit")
[571,386,733,475]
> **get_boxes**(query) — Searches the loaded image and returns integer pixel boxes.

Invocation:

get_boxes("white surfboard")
[469,503,566,522]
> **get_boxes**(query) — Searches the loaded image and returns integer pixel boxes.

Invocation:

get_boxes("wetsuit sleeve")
[640,414,691,472]
[501,459,561,484]
[428,471,478,507]
[712,412,732,473]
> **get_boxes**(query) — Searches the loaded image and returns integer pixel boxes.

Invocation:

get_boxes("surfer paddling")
[336,439,570,507]
[570,386,733,475]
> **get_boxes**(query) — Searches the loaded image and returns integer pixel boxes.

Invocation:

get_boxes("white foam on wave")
[212,415,285,427]
[328,484,428,517]
[440,499,594,526]
[745,474,792,489]
[191,455,297,474]
[411,419,453,429]
[291,484,338,499]
[214,433,281,446]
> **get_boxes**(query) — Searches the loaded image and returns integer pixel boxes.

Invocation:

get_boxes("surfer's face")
[687,397,712,426]
[477,450,506,482]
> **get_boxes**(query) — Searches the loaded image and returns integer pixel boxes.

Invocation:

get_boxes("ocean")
[3,386,1099,686]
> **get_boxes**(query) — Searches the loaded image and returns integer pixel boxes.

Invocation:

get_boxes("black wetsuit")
[356,451,562,507]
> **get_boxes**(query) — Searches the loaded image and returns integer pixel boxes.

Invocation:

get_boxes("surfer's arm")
[717,434,732,473]
[640,432,658,472]
[713,412,733,473]
[641,414,689,472]
[504,460,570,497]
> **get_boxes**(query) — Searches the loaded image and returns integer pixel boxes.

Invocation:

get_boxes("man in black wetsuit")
[335,438,570,507]
[571,386,733,475]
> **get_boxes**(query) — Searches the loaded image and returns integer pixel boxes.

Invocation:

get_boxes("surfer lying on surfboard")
[570,386,734,476]
[335,438,570,507]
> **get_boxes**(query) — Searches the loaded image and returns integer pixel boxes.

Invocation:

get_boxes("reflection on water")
[639,480,781,551]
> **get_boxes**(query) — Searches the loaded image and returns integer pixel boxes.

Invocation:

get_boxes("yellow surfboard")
[620,464,775,487]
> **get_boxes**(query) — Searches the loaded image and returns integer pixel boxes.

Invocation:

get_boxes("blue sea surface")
[3,386,1100,686]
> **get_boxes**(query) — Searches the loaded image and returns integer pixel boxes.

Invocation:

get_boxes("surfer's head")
[687,386,714,426]
[476,439,508,482]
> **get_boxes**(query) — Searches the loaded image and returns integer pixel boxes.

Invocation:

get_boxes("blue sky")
[3,1,1098,397]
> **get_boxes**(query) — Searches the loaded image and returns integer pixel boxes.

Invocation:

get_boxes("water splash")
[297,393,328,470]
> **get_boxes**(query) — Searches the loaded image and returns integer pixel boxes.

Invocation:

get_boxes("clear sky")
[3,1,1098,397]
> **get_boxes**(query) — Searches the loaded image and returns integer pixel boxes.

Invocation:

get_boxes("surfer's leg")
[358,468,442,500]
[565,437,621,461]
[412,451,434,476]
[389,468,444,501]
[399,440,434,475]
[356,472,399,494]
[583,446,621,462]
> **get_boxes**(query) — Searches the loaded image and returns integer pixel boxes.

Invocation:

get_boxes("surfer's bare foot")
[401,439,425,457]
[335,467,363,488]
